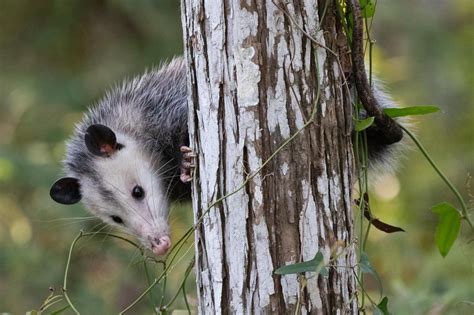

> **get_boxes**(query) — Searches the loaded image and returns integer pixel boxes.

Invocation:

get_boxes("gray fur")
[64,57,188,198]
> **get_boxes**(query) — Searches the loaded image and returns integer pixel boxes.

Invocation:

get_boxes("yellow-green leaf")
[432,202,461,257]
[360,0,376,18]
[355,116,375,132]
[383,106,439,118]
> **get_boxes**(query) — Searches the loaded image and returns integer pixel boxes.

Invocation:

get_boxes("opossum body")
[50,58,189,255]
[50,57,406,255]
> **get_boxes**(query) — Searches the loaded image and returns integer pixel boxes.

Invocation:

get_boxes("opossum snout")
[148,234,171,255]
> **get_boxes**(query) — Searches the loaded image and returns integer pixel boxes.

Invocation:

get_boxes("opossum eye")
[110,215,124,224]
[132,185,145,200]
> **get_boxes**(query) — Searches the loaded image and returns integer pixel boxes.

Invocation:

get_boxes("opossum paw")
[180,146,196,183]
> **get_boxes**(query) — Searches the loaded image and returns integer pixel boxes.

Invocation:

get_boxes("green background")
[0,0,472,313]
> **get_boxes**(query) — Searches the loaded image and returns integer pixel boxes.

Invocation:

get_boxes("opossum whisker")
[112,230,137,239]
[152,159,178,179]
[147,178,156,227]
[88,220,108,232]
[164,172,180,209]
[92,202,151,241]
[168,216,182,230]
[149,154,181,224]
[40,216,100,230]
[157,164,180,178]
[148,151,159,227]
[167,201,185,221]
[167,203,176,220]
[91,204,128,219]
[159,174,181,181]
[124,248,143,272]
[97,225,116,250]
[98,225,142,243]
[151,154,175,176]
[90,222,110,235]
[164,172,174,200]
[54,220,102,230]
[101,178,151,225]
[75,222,109,252]
[167,200,183,218]
[167,180,189,202]
[133,149,157,228]
[166,192,191,221]
[35,216,97,223]
[83,226,118,253]
[148,151,157,221]
[150,152,177,175]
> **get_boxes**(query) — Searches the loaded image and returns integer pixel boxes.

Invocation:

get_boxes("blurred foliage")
[367,0,474,313]
[0,1,193,313]
[0,0,472,314]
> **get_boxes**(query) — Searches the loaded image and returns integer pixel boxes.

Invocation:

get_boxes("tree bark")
[181,0,357,313]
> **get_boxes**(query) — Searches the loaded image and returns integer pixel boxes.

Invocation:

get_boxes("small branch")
[400,125,473,229]
[162,257,195,310]
[347,0,403,145]
[62,231,84,315]
[62,231,149,315]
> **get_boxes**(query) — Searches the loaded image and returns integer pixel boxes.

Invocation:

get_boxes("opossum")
[50,58,192,255]
[50,57,406,255]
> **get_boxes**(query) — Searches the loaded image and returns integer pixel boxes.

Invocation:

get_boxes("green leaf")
[383,106,439,118]
[374,296,391,315]
[355,116,375,131]
[432,202,461,257]
[359,0,376,18]
[274,252,327,275]
[359,252,383,298]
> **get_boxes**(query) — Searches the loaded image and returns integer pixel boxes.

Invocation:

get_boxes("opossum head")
[50,124,172,255]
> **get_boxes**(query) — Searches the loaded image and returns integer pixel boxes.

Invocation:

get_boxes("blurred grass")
[0,0,472,314]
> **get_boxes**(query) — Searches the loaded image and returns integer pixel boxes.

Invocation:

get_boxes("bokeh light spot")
[10,217,32,245]
[373,174,401,201]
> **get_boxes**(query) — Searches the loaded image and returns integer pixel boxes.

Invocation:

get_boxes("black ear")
[50,177,82,205]
[85,124,120,157]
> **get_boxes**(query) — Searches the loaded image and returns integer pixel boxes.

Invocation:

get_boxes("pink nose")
[149,235,171,255]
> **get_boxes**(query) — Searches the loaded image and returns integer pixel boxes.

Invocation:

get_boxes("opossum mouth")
[148,235,171,255]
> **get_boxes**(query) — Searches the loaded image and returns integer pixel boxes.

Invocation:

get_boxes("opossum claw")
[180,146,193,153]
[180,146,195,183]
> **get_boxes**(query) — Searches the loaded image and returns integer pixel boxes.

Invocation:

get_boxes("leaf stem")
[62,231,83,315]
[162,258,195,310]
[400,124,473,229]
[62,231,148,314]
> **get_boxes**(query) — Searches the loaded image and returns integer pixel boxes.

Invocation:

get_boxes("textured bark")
[181,0,357,313]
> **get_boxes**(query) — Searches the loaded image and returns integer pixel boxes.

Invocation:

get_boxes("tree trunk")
[181,0,357,313]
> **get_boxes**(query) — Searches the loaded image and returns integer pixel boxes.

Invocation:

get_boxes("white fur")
[81,134,170,247]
